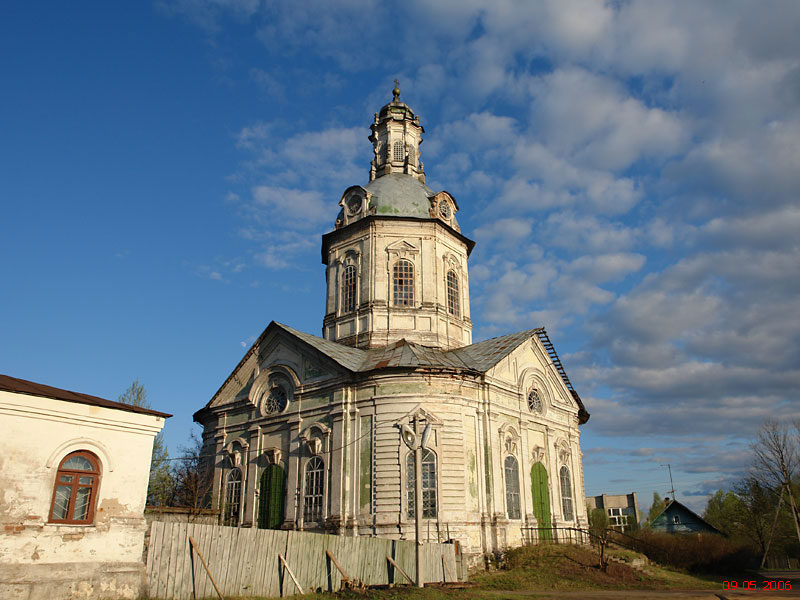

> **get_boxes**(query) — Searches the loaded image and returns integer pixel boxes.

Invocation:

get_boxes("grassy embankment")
[198,543,723,600]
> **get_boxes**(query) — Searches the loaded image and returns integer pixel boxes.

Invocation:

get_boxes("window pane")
[62,456,94,471]
[303,457,324,523]
[407,448,437,519]
[560,466,574,521]
[51,485,72,520]
[342,265,357,313]
[393,260,414,306]
[504,456,521,519]
[59,475,74,483]
[78,476,93,485]
[224,468,242,526]
[73,487,91,521]
[446,270,460,317]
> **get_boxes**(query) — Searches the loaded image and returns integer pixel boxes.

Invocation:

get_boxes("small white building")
[195,88,590,566]
[0,374,169,599]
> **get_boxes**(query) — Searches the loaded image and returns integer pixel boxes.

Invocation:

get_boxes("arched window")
[446,270,460,317]
[342,264,357,313]
[407,449,437,518]
[560,466,574,521]
[223,468,242,526]
[393,259,414,306]
[393,140,404,162]
[49,451,100,524]
[504,456,521,519]
[304,456,324,523]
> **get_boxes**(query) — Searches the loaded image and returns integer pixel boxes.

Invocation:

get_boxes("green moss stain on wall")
[484,439,493,500]
[464,415,479,510]
[376,382,424,396]
[301,393,331,409]
[359,415,373,514]
[225,411,251,426]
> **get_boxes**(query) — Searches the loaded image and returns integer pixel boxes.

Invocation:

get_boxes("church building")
[194,86,590,563]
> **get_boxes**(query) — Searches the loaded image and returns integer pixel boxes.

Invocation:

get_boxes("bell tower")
[369,81,426,183]
[321,86,474,350]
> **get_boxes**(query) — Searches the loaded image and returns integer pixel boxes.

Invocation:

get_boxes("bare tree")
[751,419,800,544]
[118,380,173,505]
[171,432,214,517]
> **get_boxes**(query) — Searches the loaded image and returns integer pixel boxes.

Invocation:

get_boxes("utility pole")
[660,463,676,499]
[398,420,430,588]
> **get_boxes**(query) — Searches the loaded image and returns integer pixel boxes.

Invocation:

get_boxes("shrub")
[619,529,756,573]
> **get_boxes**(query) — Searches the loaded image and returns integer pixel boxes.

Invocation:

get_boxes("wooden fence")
[146,521,461,599]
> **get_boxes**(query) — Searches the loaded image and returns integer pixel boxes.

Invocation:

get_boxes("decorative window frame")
[302,455,326,525]
[337,250,361,316]
[497,422,524,521]
[386,240,419,309]
[48,450,102,525]
[559,464,575,522]
[554,439,571,466]
[298,422,331,527]
[442,252,463,319]
[337,186,372,227]
[396,405,443,522]
[503,455,522,520]
[249,365,299,418]
[223,467,243,526]
[518,369,551,418]
[224,437,250,469]
[428,191,461,232]
[405,447,438,519]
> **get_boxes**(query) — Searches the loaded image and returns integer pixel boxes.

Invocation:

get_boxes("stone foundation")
[0,561,144,600]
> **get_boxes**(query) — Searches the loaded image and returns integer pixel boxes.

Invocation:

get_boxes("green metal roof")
[364,173,435,219]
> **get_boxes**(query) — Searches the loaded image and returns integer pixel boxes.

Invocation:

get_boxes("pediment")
[385,239,419,253]
[429,190,459,211]
[199,322,353,415]
[394,404,443,426]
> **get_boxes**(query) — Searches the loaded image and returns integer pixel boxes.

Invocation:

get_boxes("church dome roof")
[364,173,434,218]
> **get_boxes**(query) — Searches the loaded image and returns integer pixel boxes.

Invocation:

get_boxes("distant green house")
[648,498,721,535]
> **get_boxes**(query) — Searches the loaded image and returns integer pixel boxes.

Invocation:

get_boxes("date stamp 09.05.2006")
[722,580,791,591]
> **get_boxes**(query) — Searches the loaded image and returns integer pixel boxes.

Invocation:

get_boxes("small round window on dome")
[439,201,451,219]
[528,390,543,414]
[264,387,288,414]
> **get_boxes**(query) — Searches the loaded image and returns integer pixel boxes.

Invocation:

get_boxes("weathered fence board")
[146,522,460,599]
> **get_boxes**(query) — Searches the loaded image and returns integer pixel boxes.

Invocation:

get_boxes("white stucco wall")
[0,389,165,599]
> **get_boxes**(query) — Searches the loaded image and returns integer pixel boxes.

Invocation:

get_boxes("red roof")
[0,374,172,418]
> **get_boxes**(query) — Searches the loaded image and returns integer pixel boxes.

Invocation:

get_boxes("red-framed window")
[49,450,101,524]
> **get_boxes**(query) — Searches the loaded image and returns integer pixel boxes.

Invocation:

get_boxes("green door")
[258,464,285,529]
[531,462,552,542]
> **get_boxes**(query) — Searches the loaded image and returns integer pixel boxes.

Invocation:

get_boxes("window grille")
[408,145,415,166]
[393,141,404,162]
[224,468,242,526]
[560,465,574,521]
[49,451,100,524]
[446,270,460,317]
[342,264,356,313]
[528,390,543,414]
[504,456,521,519]
[393,260,414,306]
[407,449,437,518]
[264,386,287,414]
[304,456,324,523]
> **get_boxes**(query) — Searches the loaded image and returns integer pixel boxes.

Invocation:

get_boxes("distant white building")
[586,492,641,531]
[194,87,590,565]
[0,374,169,599]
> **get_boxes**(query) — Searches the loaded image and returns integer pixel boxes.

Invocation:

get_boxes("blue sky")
[2,1,799,513]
